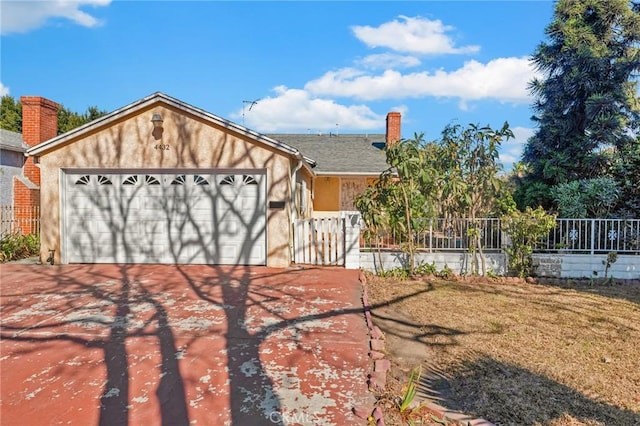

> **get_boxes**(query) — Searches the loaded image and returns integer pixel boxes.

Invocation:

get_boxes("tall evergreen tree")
[519,0,640,212]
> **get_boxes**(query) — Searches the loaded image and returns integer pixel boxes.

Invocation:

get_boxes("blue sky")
[0,1,556,169]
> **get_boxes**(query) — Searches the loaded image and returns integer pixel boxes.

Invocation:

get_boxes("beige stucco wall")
[36,102,296,267]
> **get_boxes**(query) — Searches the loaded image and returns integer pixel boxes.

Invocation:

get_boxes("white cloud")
[305,57,538,105]
[0,82,9,97]
[356,53,421,70]
[1,0,111,35]
[351,15,480,55]
[499,126,534,170]
[234,86,384,133]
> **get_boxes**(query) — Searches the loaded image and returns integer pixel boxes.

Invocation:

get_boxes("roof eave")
[314,171,385,177]
[0,143,27,153]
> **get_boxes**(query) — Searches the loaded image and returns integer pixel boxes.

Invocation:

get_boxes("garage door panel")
[64,171,266,265]
[67,220,115,239]
[69,195,116,212]
[218,219,241,235]
[69,245,116,263]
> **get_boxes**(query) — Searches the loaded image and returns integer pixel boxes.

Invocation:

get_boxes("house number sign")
[154,144,171,151]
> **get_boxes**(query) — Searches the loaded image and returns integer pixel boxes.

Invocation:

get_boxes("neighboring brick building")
[0,96,59,235]
[0,129,27,206]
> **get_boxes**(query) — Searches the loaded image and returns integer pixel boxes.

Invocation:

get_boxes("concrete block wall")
[359,251,508,275]
[531,255,562,278]
[532,254,640,280]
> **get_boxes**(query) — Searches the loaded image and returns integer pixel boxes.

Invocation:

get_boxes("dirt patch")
[366,274,640,425]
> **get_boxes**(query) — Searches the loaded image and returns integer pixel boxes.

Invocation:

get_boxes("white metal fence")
[361,218,503,252]
[360,217,640,255]
[536,218,640,254]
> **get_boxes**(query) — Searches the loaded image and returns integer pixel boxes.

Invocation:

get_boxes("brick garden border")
[355,270,495,426]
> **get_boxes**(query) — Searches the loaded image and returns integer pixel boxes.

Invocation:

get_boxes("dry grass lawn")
[366,275,640,426]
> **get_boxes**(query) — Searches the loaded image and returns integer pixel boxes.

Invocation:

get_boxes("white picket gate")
[293,216,346,266]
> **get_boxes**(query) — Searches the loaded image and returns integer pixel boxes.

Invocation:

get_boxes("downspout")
[290,155,305,262]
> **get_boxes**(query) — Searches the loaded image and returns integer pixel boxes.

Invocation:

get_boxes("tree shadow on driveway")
[0,264,190,426]
[3,264,443,425]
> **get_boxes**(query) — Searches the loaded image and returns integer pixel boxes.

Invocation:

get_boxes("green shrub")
[501,207,556,278]
[551,177,620,218]
[414,261,437,276]
[436,264,454,279]
[378,267,410,279]
[0,233,40,262]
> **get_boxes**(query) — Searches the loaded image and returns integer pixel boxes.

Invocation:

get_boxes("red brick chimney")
[386,112,401,146]
[20,96,59,186]
[12,96,59,234]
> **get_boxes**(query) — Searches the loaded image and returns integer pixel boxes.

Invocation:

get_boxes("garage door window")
[219,175,234,185]
[243,175,258,185]
[75,175,90,185]
[145,175,160,185]
[97,175,112,185]
[123,175,138,185]
[194,175,209,185]
[171,175,186,185]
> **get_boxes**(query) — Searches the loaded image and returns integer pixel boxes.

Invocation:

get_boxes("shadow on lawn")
[421,355,640,426]
[535,277,640,307]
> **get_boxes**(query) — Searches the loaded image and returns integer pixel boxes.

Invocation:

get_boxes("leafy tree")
[356,133,438,274]
[520,0,640,212]
[381,134,437,274]
[611,137,640,217]
[357,123,513,276]
[57,105,107,134]
[0,95,107,135]
[356,184,392,274]
[438,123,514,275]
[0,95,22,132]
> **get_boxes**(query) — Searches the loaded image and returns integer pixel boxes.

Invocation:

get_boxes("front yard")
[366,275,640,425]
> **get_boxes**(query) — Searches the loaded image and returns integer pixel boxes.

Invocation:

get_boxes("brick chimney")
[386,112,401,146]
[12,96,59,234]
[20,96,59,186]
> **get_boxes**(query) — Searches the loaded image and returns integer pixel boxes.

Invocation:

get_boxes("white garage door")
[63,171,267,265]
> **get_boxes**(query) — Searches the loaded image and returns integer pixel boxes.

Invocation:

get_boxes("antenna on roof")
[242,99,260,126]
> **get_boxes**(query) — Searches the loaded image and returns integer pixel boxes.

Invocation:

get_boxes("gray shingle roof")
[268,133,389,175]
[0,129,27,152]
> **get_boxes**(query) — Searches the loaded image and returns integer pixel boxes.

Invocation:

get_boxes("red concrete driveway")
[0,264,374,425]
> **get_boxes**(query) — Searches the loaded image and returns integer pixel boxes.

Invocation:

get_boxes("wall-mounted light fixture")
[151,113,164,140]
[151,113,163,130]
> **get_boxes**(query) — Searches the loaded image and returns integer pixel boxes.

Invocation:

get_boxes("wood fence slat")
[336,217,344,264]
[0,205,40,236]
